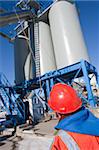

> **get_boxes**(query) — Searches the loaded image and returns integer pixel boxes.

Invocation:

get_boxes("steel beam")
[0,10,35,27]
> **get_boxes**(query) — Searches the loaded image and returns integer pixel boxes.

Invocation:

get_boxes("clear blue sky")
[0,0,99,85]
[76,0,99,73]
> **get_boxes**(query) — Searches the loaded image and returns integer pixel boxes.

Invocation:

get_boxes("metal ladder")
[34,22,41,77]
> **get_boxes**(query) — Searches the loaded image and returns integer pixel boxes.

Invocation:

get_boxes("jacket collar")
[55,107,99,136]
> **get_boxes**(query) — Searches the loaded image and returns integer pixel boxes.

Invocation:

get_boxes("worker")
[48,83,99,150]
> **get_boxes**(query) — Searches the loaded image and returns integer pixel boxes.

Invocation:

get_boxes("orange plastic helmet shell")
[48,83,82,114]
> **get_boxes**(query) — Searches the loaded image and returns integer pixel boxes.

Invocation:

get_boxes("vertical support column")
[81,60,95,107]
[95,72,99,88]
[28,20,36,78]
[45,78,54,113]
[43,84,49,112]
[9,87,13,114]
[45,80,50,99]
[50,78,54,90]
[45,79,51,112]
[32,93,35,122]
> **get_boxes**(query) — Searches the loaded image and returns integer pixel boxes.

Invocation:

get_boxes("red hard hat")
[48,83,82,114]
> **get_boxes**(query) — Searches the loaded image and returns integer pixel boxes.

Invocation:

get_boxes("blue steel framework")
[0,59,98,130]
[0,1,99,130]
[23,59,99,107]
[0,73,26,130]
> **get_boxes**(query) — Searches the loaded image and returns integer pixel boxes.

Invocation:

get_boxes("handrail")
[0,73,25,121]
[0,73,11,86]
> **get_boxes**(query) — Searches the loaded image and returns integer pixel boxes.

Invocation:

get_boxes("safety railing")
[0,73,25,122]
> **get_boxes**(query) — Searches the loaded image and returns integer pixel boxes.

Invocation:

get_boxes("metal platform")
[20,60,99,107]
[0,60,98,131]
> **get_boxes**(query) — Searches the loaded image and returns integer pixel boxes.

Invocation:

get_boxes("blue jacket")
[55,107,99,136]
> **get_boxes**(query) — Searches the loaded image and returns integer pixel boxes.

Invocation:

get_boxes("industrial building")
[0,0,99,148]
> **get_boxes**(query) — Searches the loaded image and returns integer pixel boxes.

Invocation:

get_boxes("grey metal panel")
[49,1,90,69]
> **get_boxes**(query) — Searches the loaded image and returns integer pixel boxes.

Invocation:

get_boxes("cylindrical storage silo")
[14,35,35,85]
[24,52,33,81]
[49,1,90,69]
[39,21,56,75]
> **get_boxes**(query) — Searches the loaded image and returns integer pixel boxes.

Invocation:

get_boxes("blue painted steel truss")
[22,60,99,107]
[0,73,26,129]
[0,60,98,130]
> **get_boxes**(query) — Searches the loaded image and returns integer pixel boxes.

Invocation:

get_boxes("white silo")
[14,35,35,84]
[39,21,56,75]
[49,1,90,69]
[24,52,33,81]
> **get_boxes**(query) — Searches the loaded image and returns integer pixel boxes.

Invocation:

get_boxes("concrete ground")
[0,119,58,150]
[0,108,99,150]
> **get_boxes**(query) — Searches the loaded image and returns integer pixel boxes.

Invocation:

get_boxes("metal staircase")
[0,73,25,129]
[0,87,13,115]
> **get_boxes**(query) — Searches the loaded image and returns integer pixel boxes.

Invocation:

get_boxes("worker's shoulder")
[65,131,99,149]
[68,131,99,138]
[52,131,99,150]
[67,131,99,144]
